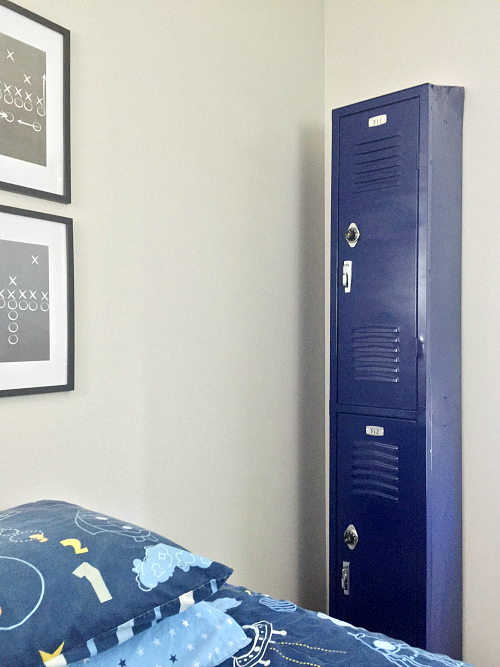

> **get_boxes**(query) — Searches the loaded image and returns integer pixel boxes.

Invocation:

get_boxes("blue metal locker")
[329,84,463,658]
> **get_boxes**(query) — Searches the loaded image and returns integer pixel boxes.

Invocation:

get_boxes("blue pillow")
[0,500,233,666]
[74,600,250,667]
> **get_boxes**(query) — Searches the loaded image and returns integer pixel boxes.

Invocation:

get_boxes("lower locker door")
[336,413,419,646]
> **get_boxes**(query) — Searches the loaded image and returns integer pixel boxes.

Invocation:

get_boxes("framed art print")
[0,205,74,396]
[0,0,70,202]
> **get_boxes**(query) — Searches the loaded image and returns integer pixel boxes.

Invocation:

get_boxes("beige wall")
[325,2,500,666]
[0,0,326,610]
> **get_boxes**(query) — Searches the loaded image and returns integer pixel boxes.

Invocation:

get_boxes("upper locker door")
[337,98,419,411]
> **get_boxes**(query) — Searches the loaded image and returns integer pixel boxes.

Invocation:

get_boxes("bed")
[0,501,473,667]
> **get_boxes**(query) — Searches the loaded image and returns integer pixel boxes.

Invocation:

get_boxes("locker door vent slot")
[354,135,401,193]
[352,326,400,383]
[352,440,399,501]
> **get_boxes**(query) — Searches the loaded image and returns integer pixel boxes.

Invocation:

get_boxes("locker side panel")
[423,85,464,659]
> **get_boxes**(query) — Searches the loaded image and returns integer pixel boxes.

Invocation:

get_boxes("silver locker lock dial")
[344,524,359,550]
[345,222,360,248]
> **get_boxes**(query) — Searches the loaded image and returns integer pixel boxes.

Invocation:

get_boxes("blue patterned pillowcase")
[74,600,250,667]
[0,500,233,666]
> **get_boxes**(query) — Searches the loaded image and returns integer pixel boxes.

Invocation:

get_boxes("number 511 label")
[366,425,384,437]
[368,114,387,127]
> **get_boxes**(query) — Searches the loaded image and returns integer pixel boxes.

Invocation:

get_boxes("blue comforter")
[213,584,473,667]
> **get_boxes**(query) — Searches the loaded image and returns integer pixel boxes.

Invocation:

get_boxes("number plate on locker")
[368,114,387,127]
[366,425,384,436]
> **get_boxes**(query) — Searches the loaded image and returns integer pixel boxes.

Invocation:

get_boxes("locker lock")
[343,524,359,550]
[345,223,360,248]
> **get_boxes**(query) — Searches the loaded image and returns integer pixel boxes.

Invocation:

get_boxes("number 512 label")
[366,425,384,437]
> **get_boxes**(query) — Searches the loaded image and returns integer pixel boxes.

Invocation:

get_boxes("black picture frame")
[0,0,70,203]
[0,204,74,397]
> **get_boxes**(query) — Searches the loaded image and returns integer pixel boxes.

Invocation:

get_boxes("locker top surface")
[331,83,464,120]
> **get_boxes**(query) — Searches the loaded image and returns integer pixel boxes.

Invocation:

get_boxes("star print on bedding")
[73,600,250,667]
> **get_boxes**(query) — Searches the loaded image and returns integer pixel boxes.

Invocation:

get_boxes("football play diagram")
[0,31,47,166]
[0,239,50,363]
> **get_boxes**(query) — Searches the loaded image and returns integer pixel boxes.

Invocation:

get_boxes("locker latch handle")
[342,261,352,293]
[341,561,350,595]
